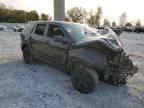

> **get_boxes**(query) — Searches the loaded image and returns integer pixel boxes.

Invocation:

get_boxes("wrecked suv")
[21,21,137,93]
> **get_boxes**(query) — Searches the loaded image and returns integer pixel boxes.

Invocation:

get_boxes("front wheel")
[22,47,33,64]
[71,65,99,94]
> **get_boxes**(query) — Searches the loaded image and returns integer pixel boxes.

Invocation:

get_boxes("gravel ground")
[0,31,144,108]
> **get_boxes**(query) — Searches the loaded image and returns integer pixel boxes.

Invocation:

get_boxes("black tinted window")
[35,24,46,36]
[47,24,64,37]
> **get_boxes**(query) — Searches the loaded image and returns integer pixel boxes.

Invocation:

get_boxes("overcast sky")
[1,0,144,24]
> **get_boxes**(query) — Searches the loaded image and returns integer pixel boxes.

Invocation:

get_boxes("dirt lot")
[0,31,144,108]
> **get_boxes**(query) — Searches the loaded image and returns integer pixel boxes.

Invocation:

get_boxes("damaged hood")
[75,28,123,52]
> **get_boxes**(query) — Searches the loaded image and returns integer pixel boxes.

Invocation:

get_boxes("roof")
[28,20,78,25]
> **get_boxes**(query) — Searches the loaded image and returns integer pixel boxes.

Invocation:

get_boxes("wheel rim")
[73,71,93,91]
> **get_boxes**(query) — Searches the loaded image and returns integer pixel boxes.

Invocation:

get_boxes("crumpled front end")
[104,51,138,85]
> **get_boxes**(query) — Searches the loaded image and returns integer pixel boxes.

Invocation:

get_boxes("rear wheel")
[22,47,33,64]
[71,64,99,93]
[13,29,16,32]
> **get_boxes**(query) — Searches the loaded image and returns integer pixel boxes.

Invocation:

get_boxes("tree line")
[0,3,51,23]
[66,7,142,27]
[0,3,142,27]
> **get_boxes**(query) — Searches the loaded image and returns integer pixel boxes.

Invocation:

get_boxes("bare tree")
[136,20,141,27]
[66,7,87,23]
[103,17,111,27]
[112,21,116,26]
[119,12,127,27]
[95,6,102,26]
[0,3,7,9]
[87,10,95,26]
[65,16,70,21]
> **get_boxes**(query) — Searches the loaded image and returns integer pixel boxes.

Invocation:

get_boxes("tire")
[71,64,99,94]
[22,47,33,64]
[19,29,22,32]
[13,29,16,32]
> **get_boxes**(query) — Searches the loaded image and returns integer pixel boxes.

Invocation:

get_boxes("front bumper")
[104,51,138,85]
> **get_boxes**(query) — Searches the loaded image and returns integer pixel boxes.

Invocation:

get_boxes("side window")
[35,24,46,36]
[47,24,64,37]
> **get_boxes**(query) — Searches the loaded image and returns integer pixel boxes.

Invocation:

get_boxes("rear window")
[23,23,35,33]
[34,24,46,36]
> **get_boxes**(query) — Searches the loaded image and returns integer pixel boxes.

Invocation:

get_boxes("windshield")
[63,23,100,42]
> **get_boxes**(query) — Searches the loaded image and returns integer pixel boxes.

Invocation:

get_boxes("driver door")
[46,24,68,67]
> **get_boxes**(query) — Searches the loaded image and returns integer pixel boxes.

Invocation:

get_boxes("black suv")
[21,21,137,93]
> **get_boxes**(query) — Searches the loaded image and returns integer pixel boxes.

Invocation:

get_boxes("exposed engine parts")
[105,51,138,86]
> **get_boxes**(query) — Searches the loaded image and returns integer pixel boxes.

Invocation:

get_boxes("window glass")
[47,24,64,37]
[23,23,35,33]
[35,24,46,36]
[63,23,99,42]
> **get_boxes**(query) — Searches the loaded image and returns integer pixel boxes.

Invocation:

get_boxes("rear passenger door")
[30,23,48,55]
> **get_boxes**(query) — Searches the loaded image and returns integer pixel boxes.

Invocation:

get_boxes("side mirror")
[54,36,67,44]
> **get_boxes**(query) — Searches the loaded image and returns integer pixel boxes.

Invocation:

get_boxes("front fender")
[68,48,107,71]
